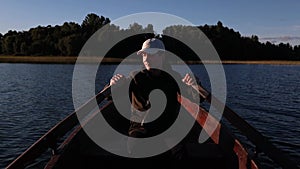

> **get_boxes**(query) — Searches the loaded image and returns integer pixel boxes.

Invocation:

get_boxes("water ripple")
[1,64,300,168]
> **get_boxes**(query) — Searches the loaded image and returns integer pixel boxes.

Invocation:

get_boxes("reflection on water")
[0,63,299,168]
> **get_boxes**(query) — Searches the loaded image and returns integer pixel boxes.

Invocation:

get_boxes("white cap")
[137,38,165,55]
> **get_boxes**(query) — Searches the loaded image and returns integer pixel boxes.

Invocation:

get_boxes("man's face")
[141,52,164,70]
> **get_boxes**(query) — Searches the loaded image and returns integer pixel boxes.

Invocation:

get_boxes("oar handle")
[100,84,111,93]
[192,84,210,100]
[97,84,111,101]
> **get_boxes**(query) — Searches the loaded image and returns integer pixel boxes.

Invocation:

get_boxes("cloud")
[260,36,300,41]
[292,25,300,31]
[260,36,300,46]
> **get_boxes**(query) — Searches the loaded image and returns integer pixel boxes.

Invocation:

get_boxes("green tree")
[0,33,3,54]
[1,14,299,60]
[216,21,223,33]
[30,26,47,41]
[129,23,143,32]
[58,34,84,56]
[81,13,110,40]
[294,45,300,59]
[251,35,259,43]
[61,22,81,36]
[144,24,154,33]
[2,31,17,54]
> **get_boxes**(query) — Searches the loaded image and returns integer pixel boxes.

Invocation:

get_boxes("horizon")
[1,1,300,46]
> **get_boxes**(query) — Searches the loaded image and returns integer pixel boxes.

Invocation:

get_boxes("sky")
[0,0,300,46]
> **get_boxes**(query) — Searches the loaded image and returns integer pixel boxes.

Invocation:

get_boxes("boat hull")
[45,101,244,169]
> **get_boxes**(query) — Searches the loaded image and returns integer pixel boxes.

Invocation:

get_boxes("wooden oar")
[192,84,299,169]
[6,86,112,169]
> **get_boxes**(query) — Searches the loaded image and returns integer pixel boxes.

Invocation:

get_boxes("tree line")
[0,13,299,60]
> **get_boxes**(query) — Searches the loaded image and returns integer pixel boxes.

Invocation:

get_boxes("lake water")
[0,63,299,169]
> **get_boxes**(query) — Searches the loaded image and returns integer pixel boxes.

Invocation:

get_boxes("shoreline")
[1,56,300,65]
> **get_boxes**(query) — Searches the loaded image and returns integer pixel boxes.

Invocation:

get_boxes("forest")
[0,13,299,61]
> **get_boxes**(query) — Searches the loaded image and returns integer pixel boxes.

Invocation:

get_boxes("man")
[110,38,200,158]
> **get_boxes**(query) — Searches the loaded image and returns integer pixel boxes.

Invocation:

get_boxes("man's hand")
[110,74,126,86]
[182,73,196,86]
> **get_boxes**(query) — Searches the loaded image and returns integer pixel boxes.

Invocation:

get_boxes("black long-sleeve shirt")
[127,68,202,137]
[128,69,182,137]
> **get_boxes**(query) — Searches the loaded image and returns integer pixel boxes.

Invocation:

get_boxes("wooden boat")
[6,85,299,169]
